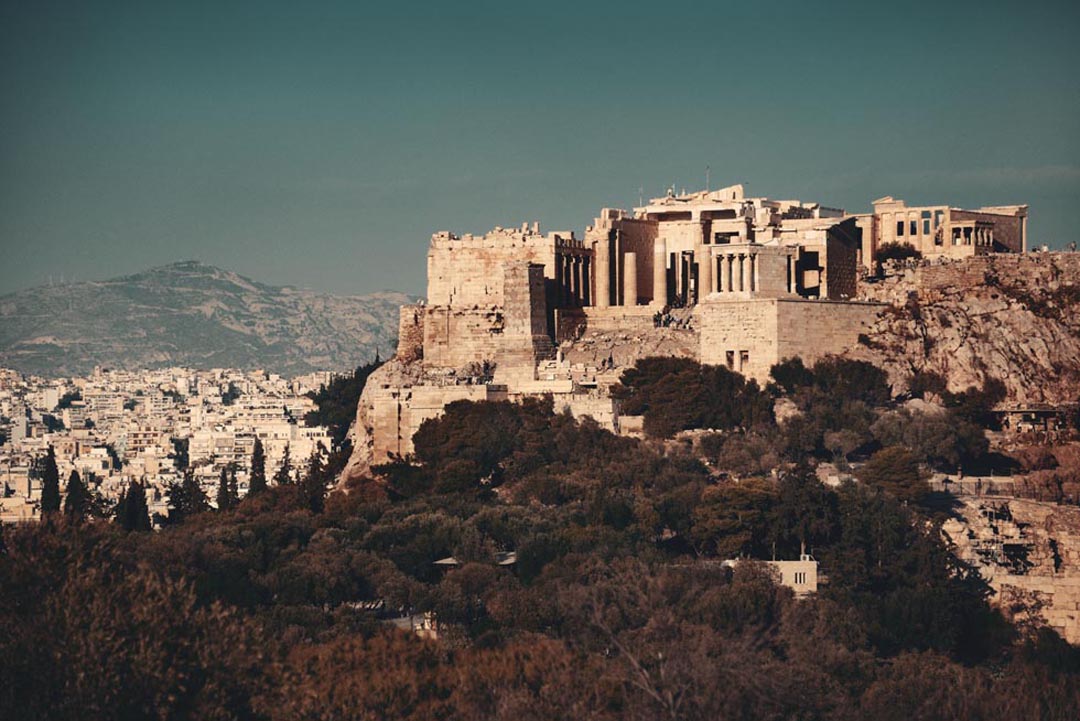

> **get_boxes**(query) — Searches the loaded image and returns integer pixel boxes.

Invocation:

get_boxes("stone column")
[739,254,746,292]
[555,253,565,306]
[719,255,727,292]
[623,252,637,306]
[595,241,610,308]
[752,253,759,292]
[698,248,713,297]
[653,238,668,307]
[582,257,591,306]
[575,257,584,306]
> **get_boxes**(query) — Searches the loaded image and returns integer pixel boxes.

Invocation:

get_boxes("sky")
[2,0,1079,297]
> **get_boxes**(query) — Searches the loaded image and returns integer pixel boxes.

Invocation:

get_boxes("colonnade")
[555,253,590,307]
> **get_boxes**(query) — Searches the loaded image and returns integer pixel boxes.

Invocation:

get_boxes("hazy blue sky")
[2,0,1078,296]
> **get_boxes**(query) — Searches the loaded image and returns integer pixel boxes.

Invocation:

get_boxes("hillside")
[0,261,412,377]
[848,253,1080,404]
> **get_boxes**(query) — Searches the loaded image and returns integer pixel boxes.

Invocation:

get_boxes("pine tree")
[39,446,61,515]
[299,448,328,514]
[248,438,267,495]
[63,469,91,518]
[273,444,293,486]
[216,466,233,511]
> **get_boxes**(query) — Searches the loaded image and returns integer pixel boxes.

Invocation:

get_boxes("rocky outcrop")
[848,254,1080,404]
[342,358,425,482]
[943,497,1080,643]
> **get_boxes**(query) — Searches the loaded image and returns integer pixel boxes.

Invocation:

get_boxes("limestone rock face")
[848,254,1080,404]
[943,497,1080,643]
[342,359,424,482]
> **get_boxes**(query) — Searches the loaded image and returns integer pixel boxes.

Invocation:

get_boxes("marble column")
[595,242,610,308]
[698,247,713,297]
[653,239,668,306]
[623,252,637,306]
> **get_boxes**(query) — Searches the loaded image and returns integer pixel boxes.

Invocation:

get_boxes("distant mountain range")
[0,261,413,377]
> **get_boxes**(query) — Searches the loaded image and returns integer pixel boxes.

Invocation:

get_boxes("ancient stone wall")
[426,227,555,307]
[421,306,505,368]
[396,305,425,362]
[696,298,881,383]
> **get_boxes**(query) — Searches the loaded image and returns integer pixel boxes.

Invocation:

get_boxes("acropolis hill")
[344,183,1053,480]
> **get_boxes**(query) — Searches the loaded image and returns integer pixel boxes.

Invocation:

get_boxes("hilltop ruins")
[346,183,1032,476]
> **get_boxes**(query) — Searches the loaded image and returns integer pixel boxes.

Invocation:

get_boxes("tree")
[166,468,209,524]
[216,465,237,511]
[874,241,922,275]
[39,446,61,515]
[63,470,91,518]
[858,446,929,503]
[273,444,293,485]
[299,448,328,513]
[116,479,152,532]
[248,438,267,495]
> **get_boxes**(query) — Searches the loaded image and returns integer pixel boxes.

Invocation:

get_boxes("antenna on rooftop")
[638,186,644,207]
[705,165,710,193]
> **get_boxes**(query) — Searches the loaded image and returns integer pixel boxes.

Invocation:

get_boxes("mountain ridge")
[0,261,414,377]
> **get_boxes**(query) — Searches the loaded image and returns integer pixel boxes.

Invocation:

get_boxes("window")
[726,350,735,369]
[910,220,917,236]
[896,221,905,237]
[923,219,931,235]
[739,350,750,369]
[794,571,806,585]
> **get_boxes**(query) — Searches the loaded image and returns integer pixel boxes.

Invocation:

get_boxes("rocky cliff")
[849,254,1080,404]
[0,261,413,377]
[943,496,1080,643]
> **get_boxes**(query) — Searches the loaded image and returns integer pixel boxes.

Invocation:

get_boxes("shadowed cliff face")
[848,254,1080,405]
[0,261,413,377]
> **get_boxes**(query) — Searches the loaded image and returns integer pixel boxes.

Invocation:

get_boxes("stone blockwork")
[696,298,881,383]
[943,497,1080,643]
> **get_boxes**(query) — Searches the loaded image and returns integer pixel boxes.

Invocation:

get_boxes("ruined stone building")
[850,196,1028,270]
[348,183,1029,470]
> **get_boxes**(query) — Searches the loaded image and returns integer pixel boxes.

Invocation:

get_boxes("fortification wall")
[426,229,555,306]
[696,299,778,382]
[696,298,881,383]
[775,300,880,369]
[421,306,505,368]
[396,305,425,362]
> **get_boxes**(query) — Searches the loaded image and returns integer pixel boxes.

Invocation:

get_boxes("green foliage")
[38,446,61,515]
[165,468,210,524]
[249,438,267,495]
[169,437,189,470]
[115,479,152,532]
[613,357,774,438]
[770,356,814,394]
[857,446,929,504]
[273,444,294,485]
[874,241,922,273]
[871,407,988,471]
[217,465,238,511]
[62,470,91,519]
[42,414,64,432]
[305,361,383,447]
[55,390,81,410]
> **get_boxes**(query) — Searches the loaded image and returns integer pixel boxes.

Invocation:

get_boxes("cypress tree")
[299,448,328,514]
[39,446,61,514]
[228,464,239,503]
[248,438,267,495]
[216,466,233,511]
[166,468,209,523]
[63,469,91,518]
[273,444,293,486]
[117,479,151,532]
